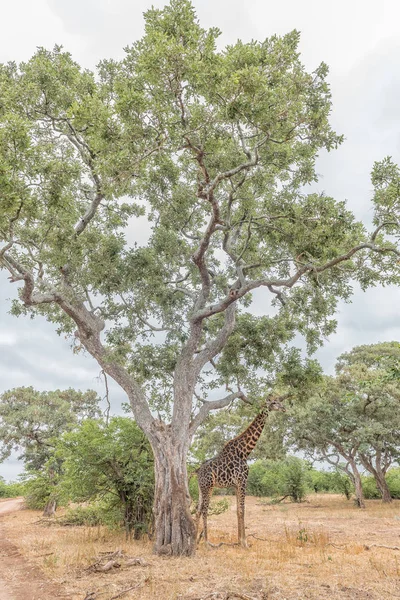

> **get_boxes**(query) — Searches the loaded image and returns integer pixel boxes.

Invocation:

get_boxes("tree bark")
[348,459,365,509]
[374,471,392,503]
[359,451,393,503]
[151,435,196,556]
[42,497,57,517]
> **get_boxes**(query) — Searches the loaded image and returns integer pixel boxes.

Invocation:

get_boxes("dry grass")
[3,494,400,599]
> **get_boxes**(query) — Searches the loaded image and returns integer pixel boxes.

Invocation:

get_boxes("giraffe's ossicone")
[195,396,285,547]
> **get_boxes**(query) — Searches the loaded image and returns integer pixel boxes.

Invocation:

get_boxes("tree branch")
[191,226,400,323]
[189,389,247,434]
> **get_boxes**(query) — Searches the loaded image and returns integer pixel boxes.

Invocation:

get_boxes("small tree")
[0,386,100,515]
[60,417,154,539]
[1,0,399,554]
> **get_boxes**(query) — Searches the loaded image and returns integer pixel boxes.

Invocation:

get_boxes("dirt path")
[0,499,64,600]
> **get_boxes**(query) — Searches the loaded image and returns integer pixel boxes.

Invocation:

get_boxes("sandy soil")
[0,498,64,600]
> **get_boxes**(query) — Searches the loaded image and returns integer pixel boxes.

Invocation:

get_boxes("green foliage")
[0,387,100,470]
[386,468,400,499]
[362,468,400,500]
[0,476,25,498]
[23,472,59,510]
[59,500,124,528]
[59,417,154,538]
[61,504,104,527]
[208,498,229,515]
[0,0,398,421]
[247,457,308,502]
[330,471,353,500]
[361,476,381,499]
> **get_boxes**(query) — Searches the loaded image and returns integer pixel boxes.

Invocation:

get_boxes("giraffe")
[195,396,286,547]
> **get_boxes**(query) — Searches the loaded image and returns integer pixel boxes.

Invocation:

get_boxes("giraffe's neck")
[223,409,268,459]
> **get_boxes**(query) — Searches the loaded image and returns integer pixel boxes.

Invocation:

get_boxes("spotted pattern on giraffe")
[195,396,286,547]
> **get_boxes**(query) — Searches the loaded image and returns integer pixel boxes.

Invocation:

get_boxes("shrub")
[61,505,104,526]
[209,498,229,515]
[23,474,58,509]
[386,468,400,499]
[0,478,25,498]
[361,475,380,499]
[247,457,308,502]
[330,471,353,500]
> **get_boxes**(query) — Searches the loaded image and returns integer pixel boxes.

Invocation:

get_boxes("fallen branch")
[109,584,142,599]
[125,557,150,567]
[206,541,239,549]
[94,559,121,572]
[246,533,268,542]
[364,544,400,551]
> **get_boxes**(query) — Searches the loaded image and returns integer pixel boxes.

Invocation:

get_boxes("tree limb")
[189,389,247,434]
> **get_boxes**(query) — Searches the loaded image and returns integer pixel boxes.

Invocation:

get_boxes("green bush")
[61,504,104,526]
[386,468,400,499]
[361,475,380,499]
[361,468,400,500]
[23,474,57,509]
[247,457,308,502]
[0,478,25,498]
[188,471,199,502]
[209,498,229,515]
[330,471,353,500]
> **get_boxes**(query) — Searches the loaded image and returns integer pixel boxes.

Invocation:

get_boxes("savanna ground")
[1,495,400,600]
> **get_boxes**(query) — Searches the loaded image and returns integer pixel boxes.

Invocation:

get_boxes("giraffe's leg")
[201,487,212,544]
[196,486,212,544]
[236,480,248,548]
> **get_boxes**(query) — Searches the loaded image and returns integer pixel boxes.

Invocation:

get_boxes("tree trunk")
[151,437,196,556]
[359,452,393,504]
[348,459,365,509]
[375,472,392,503]
[42,497,57,517]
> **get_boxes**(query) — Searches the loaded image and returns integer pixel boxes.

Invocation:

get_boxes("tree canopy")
[288,342,400,507]
[0,386,100,470]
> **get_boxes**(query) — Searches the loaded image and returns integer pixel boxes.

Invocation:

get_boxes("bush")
[361,475,380,499]
[284,457,307,502]
[23,474,58,509]
[247,457,308,502]
[209,498,229,515]
[361,468,400,500]
[330,471,353,500]
[0,478,25,498]
[386,468,400,499]
[61,504,104,526]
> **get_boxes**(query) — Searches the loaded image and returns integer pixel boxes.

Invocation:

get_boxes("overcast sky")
[0,0,399,480]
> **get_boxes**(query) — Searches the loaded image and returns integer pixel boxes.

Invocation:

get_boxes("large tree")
[0,0,399,555]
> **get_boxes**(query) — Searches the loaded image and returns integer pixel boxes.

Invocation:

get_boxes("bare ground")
[0,498,64,600]
[2,495,400,599]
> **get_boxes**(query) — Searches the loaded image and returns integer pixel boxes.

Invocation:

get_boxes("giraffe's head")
[264,395,286,412]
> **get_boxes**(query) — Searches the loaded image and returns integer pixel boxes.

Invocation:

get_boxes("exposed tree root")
[83,549,150,573]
